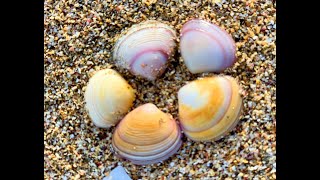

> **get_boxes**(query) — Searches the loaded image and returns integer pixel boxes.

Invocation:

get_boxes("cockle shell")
[112,103,182,165]
[113,20,177,81]
[84,69,135,128]
[180,19,237,73]
[178,76,242,142]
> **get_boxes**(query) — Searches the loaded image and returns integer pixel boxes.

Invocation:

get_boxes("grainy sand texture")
[44,0,276,179]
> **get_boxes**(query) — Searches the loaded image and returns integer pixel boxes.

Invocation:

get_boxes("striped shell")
[113,20,177,81]
[84,69,136,128]
[178,76,242,141]
[180,19,237,73]
[112,103,182,165]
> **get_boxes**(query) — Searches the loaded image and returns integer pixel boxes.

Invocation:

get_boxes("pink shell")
[113,21,177,81]
[180,19,237,73]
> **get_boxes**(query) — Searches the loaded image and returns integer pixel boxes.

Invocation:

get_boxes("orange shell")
[178,76,242,141]
[112,103,182,165]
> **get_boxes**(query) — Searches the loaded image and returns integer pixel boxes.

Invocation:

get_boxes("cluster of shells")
[84,19,242,165]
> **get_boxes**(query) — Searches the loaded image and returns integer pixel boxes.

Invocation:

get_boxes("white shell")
[113,20,177,80]
[84,69,136,128]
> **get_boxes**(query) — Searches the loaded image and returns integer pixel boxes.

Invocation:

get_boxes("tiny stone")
[103,166,131,180]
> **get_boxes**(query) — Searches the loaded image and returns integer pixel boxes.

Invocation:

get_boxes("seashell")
[84,69,136,128]
[113,20,177,81]
[180,19,237,73]
[178,76,242,142]
[103,166,132,180]
[112,103,182,165]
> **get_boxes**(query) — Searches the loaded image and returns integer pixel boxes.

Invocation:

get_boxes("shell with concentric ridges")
[84,69,136,128]
[180,19,237,73]
[112,103,182,165]
[113,20,177,81]
[178,76,242,142]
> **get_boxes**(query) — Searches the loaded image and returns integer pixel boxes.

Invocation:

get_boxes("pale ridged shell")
[180,19,237,73]
[112,103,182,165]
[178,76,242,141]
[84,69,135,128]
[113,20,177,81]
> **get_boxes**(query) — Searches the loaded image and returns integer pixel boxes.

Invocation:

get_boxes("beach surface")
[44,0,276,179]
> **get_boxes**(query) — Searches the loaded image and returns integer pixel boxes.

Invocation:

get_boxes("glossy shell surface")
[113,20,177,80]
[112,103,182,165]
[180,19,236,73]
[84,69,136,128]
[178,76,242,141]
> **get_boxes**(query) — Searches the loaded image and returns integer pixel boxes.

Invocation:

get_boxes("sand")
[44,0,276,179]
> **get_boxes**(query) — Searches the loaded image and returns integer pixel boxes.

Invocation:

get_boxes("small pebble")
[103,166,131,180]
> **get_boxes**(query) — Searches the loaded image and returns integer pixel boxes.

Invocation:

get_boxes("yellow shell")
[178,76,242,141]
[84,69,135,128]
[112,103,182,165]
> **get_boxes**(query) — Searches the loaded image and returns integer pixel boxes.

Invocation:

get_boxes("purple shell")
[113,20,177,80]
[180,19,237,73]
